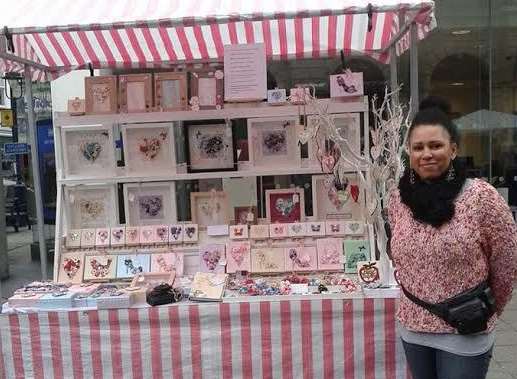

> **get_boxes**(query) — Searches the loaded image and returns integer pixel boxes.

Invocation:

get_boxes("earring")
[446,164,456,182]
[410,169,415,185]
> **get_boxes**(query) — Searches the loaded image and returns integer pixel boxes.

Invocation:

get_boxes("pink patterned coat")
[388,179,517,333]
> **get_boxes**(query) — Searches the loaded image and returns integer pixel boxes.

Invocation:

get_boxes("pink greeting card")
[226,241,251,273]
[316,238,344,270]
[284,246,317,272]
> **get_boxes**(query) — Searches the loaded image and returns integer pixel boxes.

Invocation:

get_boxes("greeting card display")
[95,228,110,248]
[182,223,199,243]
[61,125,117,178]
[154,72,188,111]
[285,246,317,272]
[247,117,301,169]
[316,238,344,270]
[85,76,118,114]
[110,227,126,247]
[150,252,184,276]
[226,241,251,273]
[58,252,85,284]
[330,70,364,98]
[251,247,285,273]
[65,184,118,229]
[190,191,230,227]
[343,239,371,274]
[306,221,326,237]
[325,221,346,236]
[65,229,82,249]
[84,255,117,280]
[265,188,305,223]
[123,182,177,226]
[116,254,151,279]
[122,123,176,176]
[186,122,236,172]
[80,229,96,248]
[168,224,184,244]
[287,222,307,237]
[125,226,140,246]
[250,224,269,240]
[199,244,226,273]
[269,223,289,239]
[228,224,248,240]
[119,74,152,113]
[312,173,364,220]
[189,70,224,110]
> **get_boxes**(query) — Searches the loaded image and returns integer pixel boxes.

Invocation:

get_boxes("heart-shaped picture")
[63,258,81,279]
[202,249,221,271]
[139,137,162,160]
[80,142,102,162]
[348,222,361,233]
[231,246,246,266]
[275,198,294,216]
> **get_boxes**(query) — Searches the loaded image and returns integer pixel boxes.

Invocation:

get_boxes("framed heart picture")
[247,116,301,169]
[226,241,251,273]
[185,121,236,172]
[83,254,117,280]
[123,182,177,226]
[190,191,230,227]
[265,188,305,224]
[154,72,188,111]
[85,75,118,114]
[119,73,152,113]
[65,184,118,229]
[234,206,258,225]
[312,173,365,220]
[58,252,85,284]
[121,123,176,176]
[61,125,117,179]
[95,228,110,248]
[189,69,224,110]
[199,243,226,273]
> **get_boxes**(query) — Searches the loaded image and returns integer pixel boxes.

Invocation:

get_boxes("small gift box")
[8,293,45,308]
[287,222,306,238]
[325,221,346,236]
[285,246,317,272]
[65,229,82,249]
[168,224,184,244]
[182,224,198,243]
[306,221,326,237]
[317,238,344,270]
[229,224,249,240]
[95,228,111,248]
[125,226,140,246]
[226,241,251,273]
[37,291,78,309]
[110,227,126,247]
[269,223,289,239]
[80,229,96,248]
[250,224,269,240]
[199,244,226,273]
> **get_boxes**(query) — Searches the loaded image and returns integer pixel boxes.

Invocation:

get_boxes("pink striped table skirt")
[0,298,409,379]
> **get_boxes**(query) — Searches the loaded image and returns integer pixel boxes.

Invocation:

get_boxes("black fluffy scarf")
[398,162,466,227]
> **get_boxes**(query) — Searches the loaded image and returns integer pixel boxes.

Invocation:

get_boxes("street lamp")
[2,72,24,100]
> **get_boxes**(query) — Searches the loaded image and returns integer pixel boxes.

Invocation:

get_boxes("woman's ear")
[450,142,458,160]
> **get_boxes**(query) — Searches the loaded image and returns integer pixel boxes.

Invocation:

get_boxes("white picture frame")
[247,116,301,169]
[65,184,118,229]
[123,182,177,226]
[61,124,117,179]
[312,173,365,221]
[190,191,230,227]
[121,122,176,176]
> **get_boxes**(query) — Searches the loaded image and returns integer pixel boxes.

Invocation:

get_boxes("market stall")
[0,1,435,378]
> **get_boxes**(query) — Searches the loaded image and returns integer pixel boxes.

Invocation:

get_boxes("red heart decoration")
[350,184,359,202]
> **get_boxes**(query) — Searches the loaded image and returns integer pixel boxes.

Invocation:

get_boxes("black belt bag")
[401,281,496,335]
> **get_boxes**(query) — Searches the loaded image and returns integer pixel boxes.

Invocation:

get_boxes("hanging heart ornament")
[80,142,102,162]
[321,154,335,173]
[350,184,360,202]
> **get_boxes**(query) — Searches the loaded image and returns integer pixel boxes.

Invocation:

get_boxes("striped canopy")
[0,1,436,81]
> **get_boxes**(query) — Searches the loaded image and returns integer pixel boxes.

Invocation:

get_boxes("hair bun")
[419,96,451,115]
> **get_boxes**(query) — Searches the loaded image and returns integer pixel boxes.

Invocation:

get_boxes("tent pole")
[409,22,419,116]
[389,45,399,106]
[24,65,48,280]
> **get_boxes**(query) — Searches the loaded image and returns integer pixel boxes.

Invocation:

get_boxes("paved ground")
[1,229,516,378]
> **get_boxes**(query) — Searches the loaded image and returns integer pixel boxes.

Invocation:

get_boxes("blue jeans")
[402,340,493,379]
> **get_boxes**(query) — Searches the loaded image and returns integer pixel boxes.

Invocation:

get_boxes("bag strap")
[400,285,448,319]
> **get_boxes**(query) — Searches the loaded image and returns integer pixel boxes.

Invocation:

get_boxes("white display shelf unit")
[52,96,371,280]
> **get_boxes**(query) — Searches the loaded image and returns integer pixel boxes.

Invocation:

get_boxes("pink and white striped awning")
[0,1,436,81]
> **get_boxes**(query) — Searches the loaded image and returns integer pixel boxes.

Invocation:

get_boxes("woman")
[388,97,517,379]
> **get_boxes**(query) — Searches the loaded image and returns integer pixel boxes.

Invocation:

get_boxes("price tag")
[293,194,299,204]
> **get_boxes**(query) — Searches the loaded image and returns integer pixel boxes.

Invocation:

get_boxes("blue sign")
[4,143,30,155]
[37,119,56,223]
